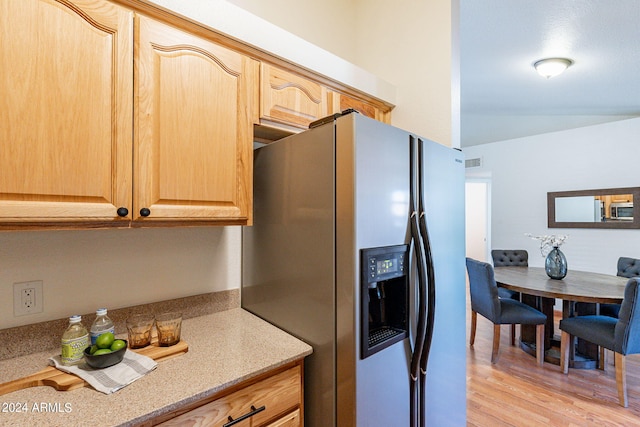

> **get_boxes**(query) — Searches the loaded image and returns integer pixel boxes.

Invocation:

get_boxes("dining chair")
[491,249,527,301]
[491,249,529,343]
[466,257,546,365]
[575,257,640,319]
[599,256,640,318]
[560,277,640,407]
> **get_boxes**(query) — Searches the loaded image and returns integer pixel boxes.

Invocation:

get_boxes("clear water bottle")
[90,308,115,345]
[61,315,89,366]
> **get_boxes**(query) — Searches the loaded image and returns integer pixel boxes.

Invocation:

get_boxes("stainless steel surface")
[242,113,466,426]
[421,138,467,426]
[337,115,412,426]
[242,123,336,426]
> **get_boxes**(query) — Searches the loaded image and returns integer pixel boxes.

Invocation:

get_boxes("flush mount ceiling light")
[533,58,573,79]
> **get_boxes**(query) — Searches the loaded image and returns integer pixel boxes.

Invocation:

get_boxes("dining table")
[493,266,628,368]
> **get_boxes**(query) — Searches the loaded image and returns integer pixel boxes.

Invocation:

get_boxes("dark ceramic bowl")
[83,340,127,369]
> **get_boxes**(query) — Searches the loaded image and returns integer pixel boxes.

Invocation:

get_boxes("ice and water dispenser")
[360,244,409,359]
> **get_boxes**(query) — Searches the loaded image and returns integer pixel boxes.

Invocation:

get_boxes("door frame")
[464,178,491,262]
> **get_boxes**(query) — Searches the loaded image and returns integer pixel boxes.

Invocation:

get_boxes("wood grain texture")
[260,63,328,130]
[134,15,257,224]
[266,409,300,427]
[535,323,544,366]
[494,266,628,303]
[157,365,301,427]
[467,294,640,425]
[0,0,133,223]
[0,340,188,396]
[327,92,392,124]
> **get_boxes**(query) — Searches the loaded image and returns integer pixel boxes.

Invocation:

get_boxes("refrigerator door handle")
[409,211,427,379]
[419,210,436,370]
[417,138,436,427]
[409,136,428,427]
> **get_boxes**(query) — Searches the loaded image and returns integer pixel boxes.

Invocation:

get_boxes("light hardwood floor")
[466,307,640,426]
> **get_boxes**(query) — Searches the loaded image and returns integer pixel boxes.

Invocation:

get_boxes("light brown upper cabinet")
[258,63,392,136]
[260,63,328,130]
[0,0,258,229]
[0,0,134,227]
[135,15,258,225]
[328,92,391,124]
[3,0,391,229]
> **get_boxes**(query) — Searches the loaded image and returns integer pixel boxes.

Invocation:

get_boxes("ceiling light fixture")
[533,58,573,79]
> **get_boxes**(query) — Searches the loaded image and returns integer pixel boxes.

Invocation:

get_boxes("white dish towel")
[49,350,157,394]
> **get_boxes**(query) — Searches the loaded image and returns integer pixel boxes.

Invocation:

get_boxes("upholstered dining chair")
[466,257,546,365]
[491,249,529,344]
[491,249,528,300]
[574,256,640,319]
[599,256,640,318]
[560,277,640,407]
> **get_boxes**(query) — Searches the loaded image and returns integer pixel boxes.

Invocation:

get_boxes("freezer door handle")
[409,210,427,379]
[417,138,437,427]
[409,136,428,427]
[418,138,436,372]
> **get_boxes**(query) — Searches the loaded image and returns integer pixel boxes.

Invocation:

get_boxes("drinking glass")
[126,314,155,349]
[155,312,182,347]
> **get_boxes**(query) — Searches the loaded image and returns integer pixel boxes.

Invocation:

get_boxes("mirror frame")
[548,187,640,229]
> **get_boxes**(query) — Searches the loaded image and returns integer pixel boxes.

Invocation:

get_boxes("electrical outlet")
[14,280,43,316]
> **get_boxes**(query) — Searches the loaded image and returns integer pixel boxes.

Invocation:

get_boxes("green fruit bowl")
[83,340,127,369]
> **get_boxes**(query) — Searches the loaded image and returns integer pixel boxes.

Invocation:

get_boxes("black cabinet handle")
[116,207,129,217]
[140,208,151,217]
[223,405,266,427]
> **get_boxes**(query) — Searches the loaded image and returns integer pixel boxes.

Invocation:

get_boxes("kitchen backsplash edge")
[0,288,239,361]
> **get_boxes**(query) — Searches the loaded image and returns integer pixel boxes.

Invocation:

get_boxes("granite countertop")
[0,308,312,426]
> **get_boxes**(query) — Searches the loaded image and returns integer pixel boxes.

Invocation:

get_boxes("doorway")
[465,180,490,262]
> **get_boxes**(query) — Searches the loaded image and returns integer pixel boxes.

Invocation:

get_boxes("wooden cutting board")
[0,340,188,396]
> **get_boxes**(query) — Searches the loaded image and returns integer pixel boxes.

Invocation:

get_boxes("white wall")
[353,0,460,147]
[464,117,640,274]
[227,0,358,63]
[0,227,240,329]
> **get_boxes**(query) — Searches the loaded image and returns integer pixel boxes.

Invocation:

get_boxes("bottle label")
[61,334,89,365]
[90,326,115,345]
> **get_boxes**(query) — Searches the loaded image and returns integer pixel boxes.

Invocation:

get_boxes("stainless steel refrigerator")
[242,112,466,426]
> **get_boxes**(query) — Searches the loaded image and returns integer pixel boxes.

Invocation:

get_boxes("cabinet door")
[266,409,301,427]
[0,0,133,225]
[158,365,302,427]
[135,16,258,224]
[260,64,328,130]
[328,92,391,124]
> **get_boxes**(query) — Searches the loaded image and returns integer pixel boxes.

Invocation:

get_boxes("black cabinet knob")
[140,208,151,217]
[116,207,129,217]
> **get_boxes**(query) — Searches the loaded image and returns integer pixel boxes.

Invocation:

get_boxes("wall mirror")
[548,187,640,229]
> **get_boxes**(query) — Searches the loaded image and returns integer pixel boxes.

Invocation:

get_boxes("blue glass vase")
[545,246,567,279]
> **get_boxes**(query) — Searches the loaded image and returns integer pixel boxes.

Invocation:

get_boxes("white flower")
[524,233,568,257]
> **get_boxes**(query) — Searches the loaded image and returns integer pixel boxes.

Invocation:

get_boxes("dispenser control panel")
[362,244,408,284]
[360,244,410,359]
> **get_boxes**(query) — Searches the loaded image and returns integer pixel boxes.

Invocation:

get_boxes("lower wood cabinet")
[156,362,303,426]
[266,409,300,427]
